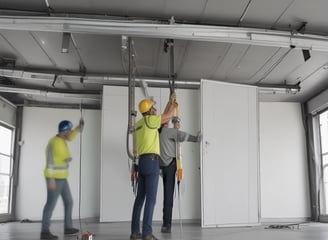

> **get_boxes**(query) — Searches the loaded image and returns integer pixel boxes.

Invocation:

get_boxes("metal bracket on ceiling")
[297,22,307,35]
[44,0,54,16]
[51,74,57,87]
[169,16,175,25]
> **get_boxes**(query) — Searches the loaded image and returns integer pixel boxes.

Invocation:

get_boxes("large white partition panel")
[16,107,101,220]
[100,86,201,222]
[200,79,259,227]
[260,102,310,221]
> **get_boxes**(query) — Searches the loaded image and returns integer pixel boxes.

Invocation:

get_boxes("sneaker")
[64,228,79,235]
[142,235,158,240]
[40,232,58,240]
[130,232,142,240]
[161,225,171,233]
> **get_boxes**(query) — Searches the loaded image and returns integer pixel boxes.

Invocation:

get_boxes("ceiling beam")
[0,16,328,51]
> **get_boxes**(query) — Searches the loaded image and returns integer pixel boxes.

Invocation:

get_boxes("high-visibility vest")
[44,128,79,179]
[135,115,161,156]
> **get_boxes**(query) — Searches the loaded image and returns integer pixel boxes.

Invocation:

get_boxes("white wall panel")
[260,102,310,220]
[16,107,101,220]
[201,79,259,227]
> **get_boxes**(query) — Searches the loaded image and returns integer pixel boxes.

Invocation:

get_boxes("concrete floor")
[1,220,328,240]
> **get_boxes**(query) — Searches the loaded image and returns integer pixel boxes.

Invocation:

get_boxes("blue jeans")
[161,159,176,227]
[41,178,73,233]
[131,154,160,236]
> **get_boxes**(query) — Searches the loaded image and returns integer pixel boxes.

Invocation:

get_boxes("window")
[319,110,328,214]
[0,124,14,215]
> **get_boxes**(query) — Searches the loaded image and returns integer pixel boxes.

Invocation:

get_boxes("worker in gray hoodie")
[159,116,201,233]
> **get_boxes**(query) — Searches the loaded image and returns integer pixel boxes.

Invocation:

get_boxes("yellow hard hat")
[139,99,155,113]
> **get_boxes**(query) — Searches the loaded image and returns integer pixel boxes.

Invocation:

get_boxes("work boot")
[64,227,79,235]
[40,232,58,240]
[161,224,171,233]
[142,234,158,240]
[130,232,142,240]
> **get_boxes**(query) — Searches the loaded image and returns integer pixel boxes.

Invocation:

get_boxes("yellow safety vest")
[44,128,79,179]
[135,115,161,156]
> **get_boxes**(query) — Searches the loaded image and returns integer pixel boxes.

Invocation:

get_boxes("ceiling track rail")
[0,16,328,51]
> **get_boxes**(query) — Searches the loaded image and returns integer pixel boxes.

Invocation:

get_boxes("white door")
[201,79,259,227]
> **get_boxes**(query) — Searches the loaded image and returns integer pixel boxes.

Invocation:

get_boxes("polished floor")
[1,220,328,240]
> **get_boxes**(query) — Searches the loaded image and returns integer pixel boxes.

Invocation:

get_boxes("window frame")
[0,122,15,221]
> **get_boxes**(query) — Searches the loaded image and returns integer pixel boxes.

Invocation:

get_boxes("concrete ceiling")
[1,0,328,108]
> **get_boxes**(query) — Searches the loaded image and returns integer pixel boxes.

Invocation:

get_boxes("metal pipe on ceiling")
[0,84,100,101]
[0,68,301,95]
[0,68,200,89]
[238,0,253,25]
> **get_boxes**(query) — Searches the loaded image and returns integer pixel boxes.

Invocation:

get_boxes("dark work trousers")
[131,154,160,236]
[161,158,177,227]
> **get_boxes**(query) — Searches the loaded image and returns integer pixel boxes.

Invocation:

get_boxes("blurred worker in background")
[130,92,176,240]
[40,119,84,240]
[159,116,202,233]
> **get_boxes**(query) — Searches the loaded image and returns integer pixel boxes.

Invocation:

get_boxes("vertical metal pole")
[169,39,175,94]
[129,38,137,159]
[127,37,138,193]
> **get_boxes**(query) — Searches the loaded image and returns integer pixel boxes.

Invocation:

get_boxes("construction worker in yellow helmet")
[130,92,176,240]
[41,119,84,240]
